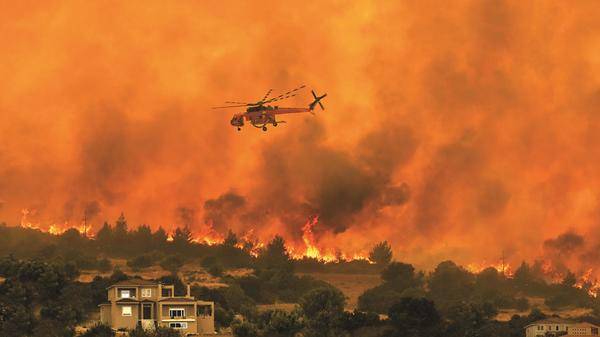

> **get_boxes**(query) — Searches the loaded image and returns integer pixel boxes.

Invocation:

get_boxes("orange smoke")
[2,1,600,274]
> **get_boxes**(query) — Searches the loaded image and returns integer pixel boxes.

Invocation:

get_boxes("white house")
[525,318,599,337]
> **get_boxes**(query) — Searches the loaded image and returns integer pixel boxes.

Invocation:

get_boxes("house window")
[120,290,131,298]
[169,308,185,319]
[141,288,152,298]
[122,306,132,316]
[169,322,188,329]
[197,305,212,317]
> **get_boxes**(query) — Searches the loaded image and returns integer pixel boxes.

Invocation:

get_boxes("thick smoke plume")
[1,1,600,270]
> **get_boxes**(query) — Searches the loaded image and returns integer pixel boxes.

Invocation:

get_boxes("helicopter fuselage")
[230,105,312,130]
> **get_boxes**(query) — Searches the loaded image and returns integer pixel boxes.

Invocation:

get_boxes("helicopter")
[212,85,327,131]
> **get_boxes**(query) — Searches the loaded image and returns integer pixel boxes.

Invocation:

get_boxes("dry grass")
[78,259,231,289]
[224,268,253,277]
[300,272,381,309]
[495,297,594,321]
[257,303,298,312]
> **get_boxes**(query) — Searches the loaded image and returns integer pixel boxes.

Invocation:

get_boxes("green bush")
[208,263,224,277]
[515,297,530,311]
[129,326,181,337]
[232,320,260,337]
[357,285,404,314]
[159,255,184,273]
[127,255,152,270]
[257,310,304,337]
[80,324,115,337]
[214,304,234,328]
[96,258,112,273]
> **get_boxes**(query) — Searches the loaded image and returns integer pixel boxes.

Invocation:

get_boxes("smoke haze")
[1,1,600,270]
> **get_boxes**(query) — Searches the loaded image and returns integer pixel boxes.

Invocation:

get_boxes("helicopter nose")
[230,117,243,126]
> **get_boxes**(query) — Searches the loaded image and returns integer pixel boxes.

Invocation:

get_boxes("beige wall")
[197,303,215,334]
[159,303,197,335]
[139,286,159,301]
[197,315,215,334]
[99,305,111,325]
[526,324,599,337]
[569,326,599,335]
[111,303,139,330]
[160,303,194,317]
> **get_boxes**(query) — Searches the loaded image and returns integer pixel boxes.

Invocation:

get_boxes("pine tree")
[223,230,238,247]
[96,222,113,251]
[259,235,292,272]
[369,241,393,265]
[113,213,129,255]
[114,213,128,238]
[132,225,153,252]
[172,226,193,253]
[153,227,168,248]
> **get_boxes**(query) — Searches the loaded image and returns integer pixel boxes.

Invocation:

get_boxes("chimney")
[186,284,191,298]
[158,283,162,299]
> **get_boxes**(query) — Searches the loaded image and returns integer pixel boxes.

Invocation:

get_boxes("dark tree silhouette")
[96,222,113,251]
[388,297,442,337]
[369,241,393,265]
[299,287,346,337]
[259,236,292,272]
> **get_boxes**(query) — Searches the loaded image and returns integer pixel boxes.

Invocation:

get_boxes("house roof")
[107,278,157,289]
[115,298,140,303]
[525,318,572,327]
[159,297,196,303]
[526,318,599,328]
[570,322,600,328]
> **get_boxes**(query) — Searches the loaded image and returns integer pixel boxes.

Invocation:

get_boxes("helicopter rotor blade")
[274,93,298,102]
[260,89,272,103]
[211,104,249,109]
[225,101,251,105]
[281,84,305,96]
[263,85,305,103]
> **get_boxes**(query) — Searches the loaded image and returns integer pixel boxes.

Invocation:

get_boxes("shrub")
[232,320,260,337]
[214,304,234,328]
[97,258,112,273]
[80,324,115,337]
[357,285,404,314]
[388,297,442,336]
[340,309,380,332]
[515,297,530,311]
[202,256,224,277]
[257,310,304,337]
[159,255,184,273]
[299,287,346,336]
[127,254,155,271]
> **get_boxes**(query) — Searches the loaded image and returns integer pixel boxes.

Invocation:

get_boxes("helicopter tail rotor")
[309,90,327,112]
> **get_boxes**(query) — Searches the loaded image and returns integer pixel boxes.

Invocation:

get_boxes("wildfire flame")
[467,259,600,298]
[17,208,600,294]
[20,208,93,237]
[17,209,370,262]
[466,261,513,278]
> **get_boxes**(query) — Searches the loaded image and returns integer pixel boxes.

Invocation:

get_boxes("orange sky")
[1,1,600,270]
